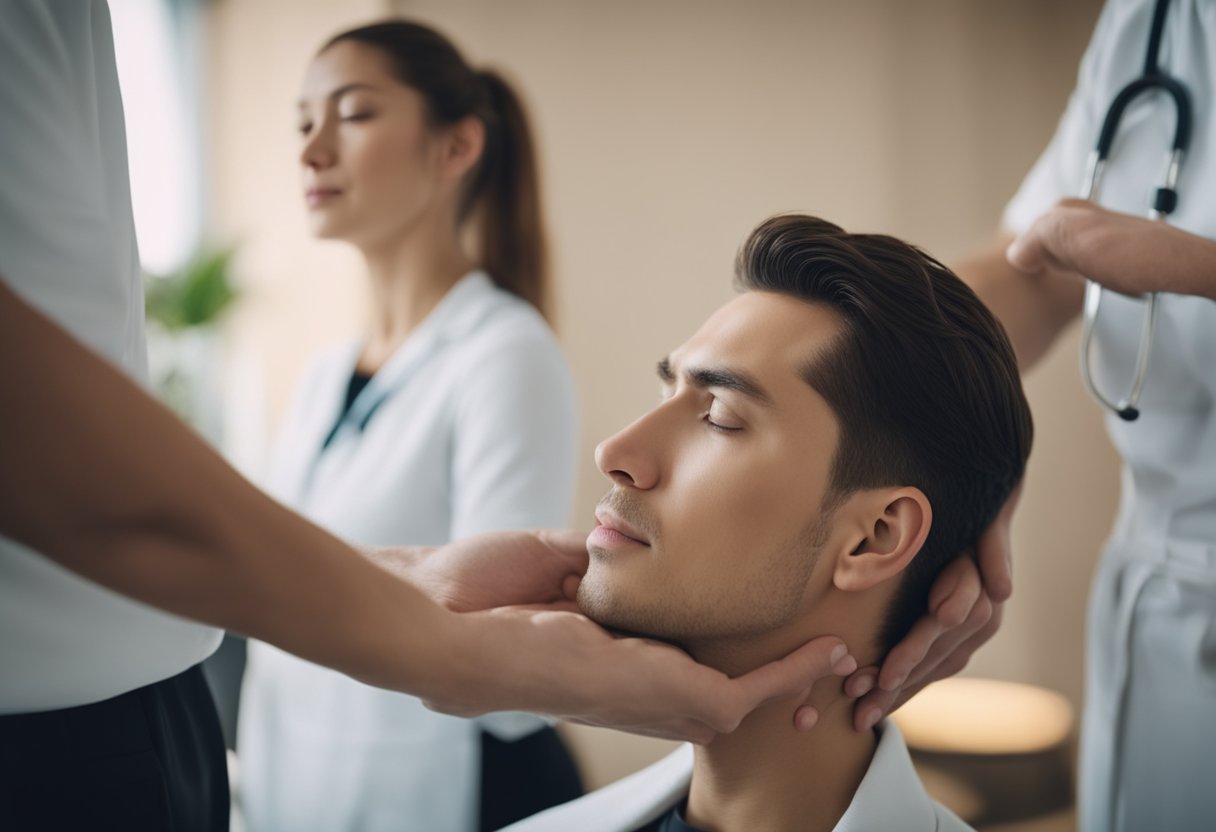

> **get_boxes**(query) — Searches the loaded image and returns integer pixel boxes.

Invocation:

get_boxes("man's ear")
[833,488,932,593]
[438,115,485,182]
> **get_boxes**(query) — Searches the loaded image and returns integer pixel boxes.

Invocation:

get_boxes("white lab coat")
[1004,2,1216,830]
[499,722,972,832]
[237,272,579,832]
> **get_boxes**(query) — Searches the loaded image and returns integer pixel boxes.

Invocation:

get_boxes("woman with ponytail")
[236,20,582,832]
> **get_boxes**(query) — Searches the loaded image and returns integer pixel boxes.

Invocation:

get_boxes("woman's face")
[297,40,452,248]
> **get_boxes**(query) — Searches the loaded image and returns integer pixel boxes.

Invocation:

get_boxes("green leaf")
[145,244,239,331]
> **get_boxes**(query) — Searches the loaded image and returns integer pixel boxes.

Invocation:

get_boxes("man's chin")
[576,583,689,651]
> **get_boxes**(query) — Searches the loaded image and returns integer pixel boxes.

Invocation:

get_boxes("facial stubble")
[578,498,834,653]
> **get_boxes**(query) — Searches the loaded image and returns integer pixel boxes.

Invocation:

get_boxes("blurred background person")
[235,20,582,832]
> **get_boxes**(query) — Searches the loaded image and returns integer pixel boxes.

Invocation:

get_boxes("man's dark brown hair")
[735,214,1032,650]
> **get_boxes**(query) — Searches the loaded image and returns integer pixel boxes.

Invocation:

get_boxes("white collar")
[324,270,503,424]
[501,722,972,832]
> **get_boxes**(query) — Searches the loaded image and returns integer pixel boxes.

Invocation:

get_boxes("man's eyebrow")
[656,357,773,406]
[297,83,382,109]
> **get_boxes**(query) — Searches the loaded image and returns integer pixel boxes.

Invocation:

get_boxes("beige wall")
[206,0,1115,789]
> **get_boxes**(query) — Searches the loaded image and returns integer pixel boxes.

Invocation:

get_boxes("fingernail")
[830,644,847,665]
[862,709,881,732]
[834,654,857,675]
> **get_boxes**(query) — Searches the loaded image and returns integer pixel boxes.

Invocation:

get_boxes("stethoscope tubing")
[1078,0,1191,422]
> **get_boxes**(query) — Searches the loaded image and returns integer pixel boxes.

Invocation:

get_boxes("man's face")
[579,291,845,650]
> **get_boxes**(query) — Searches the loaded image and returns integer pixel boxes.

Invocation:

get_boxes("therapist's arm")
[0,278,463,693]
[954,230,1086,371]
[0,280,853,741]
[1007,198,1216,302]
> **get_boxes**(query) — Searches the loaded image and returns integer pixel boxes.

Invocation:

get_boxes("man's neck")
[685,691,875,832]
[681,619,880,832]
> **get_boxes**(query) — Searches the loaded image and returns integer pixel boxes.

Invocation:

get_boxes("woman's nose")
[300,123,336,170]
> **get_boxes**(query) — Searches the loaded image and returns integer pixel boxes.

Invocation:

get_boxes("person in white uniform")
[505,214,1030,832]
[0,3,228,828]
[847,0,1216,828]
[930,1,1216,829]
[0,3,866,826]
[237,20,581,832]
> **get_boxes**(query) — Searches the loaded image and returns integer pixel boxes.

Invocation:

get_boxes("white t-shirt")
[0,0,222,714]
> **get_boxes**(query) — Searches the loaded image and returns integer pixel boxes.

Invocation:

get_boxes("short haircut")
[735,214,1032,650]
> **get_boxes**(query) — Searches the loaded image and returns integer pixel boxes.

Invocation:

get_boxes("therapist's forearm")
[0,280,456,697]
[0,281,862,743]
[954,235,1084,371]
[1006,199,1216,302]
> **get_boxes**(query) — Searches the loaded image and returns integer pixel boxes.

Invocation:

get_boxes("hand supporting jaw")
[424,605,857,743]
[386,530,858,743]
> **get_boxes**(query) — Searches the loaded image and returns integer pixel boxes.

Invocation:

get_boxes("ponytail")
[324,21,551,321]
[469,69,549,320]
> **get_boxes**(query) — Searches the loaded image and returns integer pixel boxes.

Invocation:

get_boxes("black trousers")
[479,726,583,831]
[0,664,229,832]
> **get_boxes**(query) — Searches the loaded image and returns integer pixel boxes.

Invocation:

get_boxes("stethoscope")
[1078,0,1191,421]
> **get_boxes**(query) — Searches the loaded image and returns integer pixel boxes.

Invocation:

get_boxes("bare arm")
[0,281,853,741]
[954,231,1086,371]
[0,278,456,695]
[1006,198,1216,301]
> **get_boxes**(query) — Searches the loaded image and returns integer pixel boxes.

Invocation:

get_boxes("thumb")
[1006,230,1050,274]
[536,528,590,575]
[727,637,855,729]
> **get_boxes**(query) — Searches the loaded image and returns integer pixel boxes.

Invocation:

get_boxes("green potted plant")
[144,245,239,443]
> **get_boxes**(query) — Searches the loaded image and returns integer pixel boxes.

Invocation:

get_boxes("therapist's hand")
[372,530,588,612]
[845,485,1020,731]
[1007,198,1216,301]
[426,606,857,744]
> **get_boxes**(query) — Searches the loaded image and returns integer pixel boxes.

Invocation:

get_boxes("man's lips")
[590,508,650,547]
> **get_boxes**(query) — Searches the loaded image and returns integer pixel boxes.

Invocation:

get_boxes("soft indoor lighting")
[892,678,1076,825]
[892,677,1073,755]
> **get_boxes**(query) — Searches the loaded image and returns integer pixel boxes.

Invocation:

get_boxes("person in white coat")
[965,1,1216,829]
[848,1,1216,829]
[236,20,581,832]
[505,214,1028,832]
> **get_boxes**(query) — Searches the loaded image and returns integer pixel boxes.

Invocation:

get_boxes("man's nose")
[595,414,661,490]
